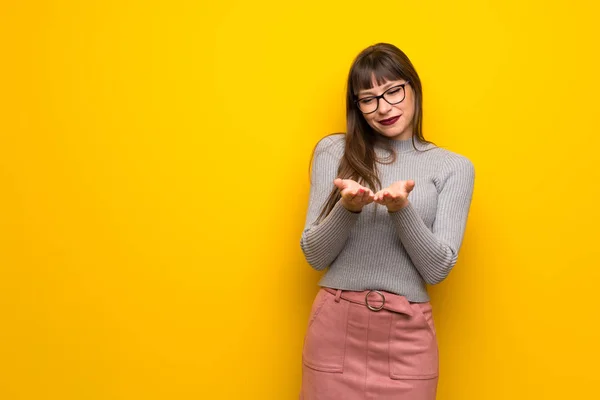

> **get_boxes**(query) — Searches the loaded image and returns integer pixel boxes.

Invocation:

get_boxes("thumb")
[333,178,346,190]
[405,180,416,192]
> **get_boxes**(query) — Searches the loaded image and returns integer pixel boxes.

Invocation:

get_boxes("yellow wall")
[1,1,599,398]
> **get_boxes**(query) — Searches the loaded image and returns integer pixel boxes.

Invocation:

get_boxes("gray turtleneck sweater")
[299,134,475,302]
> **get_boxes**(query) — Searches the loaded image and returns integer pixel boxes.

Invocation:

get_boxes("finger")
[365,189,375,203]
[360,189,371,203]
[355,188,365,202]
[359,188,371,203]
[406,180,415,193]
[367,189,375,203]
[378,190,390,202]
[366,192,376,204]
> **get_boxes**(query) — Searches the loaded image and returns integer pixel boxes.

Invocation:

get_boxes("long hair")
[310,43,436,223]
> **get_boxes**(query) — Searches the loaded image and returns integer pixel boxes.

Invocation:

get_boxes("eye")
[386,88,401,95]
[360,98,375,105]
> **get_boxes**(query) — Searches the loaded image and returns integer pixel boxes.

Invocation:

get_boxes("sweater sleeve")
[299,136,361,271]
[388,153,475,284]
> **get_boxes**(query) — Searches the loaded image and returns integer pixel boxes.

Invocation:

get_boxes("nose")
[377,97,393,115]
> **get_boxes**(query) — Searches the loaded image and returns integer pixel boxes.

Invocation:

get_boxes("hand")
[374,180,415,212]
[333,178,375,213]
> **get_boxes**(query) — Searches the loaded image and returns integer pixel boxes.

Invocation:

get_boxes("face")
[355,77,415,141]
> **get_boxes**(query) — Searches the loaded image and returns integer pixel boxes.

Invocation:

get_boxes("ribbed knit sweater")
[299,133,475,302]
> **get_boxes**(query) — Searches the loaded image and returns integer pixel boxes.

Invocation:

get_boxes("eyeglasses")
[354,82,409,114]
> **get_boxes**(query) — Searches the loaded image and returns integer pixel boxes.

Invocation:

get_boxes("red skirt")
[300,287,439,400]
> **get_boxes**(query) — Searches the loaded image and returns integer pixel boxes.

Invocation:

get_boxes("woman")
[299,43,475,399]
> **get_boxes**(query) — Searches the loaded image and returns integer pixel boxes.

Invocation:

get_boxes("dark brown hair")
[310,43,436,223]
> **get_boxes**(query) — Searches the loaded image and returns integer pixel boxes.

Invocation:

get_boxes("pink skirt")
[300,287,439,400]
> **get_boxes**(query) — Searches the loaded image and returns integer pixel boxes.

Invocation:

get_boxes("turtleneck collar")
[375,135,427,153]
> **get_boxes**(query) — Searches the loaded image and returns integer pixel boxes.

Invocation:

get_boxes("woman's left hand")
[374,180,415,212]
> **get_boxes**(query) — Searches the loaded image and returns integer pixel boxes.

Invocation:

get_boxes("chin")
[376,126,404,137]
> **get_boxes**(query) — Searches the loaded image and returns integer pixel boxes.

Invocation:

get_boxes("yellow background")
[1,1,599,398]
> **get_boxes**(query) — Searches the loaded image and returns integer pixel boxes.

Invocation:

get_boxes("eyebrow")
[358,82,404,97]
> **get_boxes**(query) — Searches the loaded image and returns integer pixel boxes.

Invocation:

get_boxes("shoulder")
[425,146,475,192]
[424,145,474,175]
[314,133,345,157]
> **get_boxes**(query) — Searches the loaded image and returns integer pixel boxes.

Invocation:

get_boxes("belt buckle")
[365,290,385,311]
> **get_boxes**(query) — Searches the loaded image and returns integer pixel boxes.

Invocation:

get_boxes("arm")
[388,153,475,284]
[300,136,361,271]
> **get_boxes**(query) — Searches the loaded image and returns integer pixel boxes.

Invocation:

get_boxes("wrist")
[340,199,362,213]
[387,201,409,213]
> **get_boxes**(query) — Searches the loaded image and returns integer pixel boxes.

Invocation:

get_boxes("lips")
[378,115,400,126]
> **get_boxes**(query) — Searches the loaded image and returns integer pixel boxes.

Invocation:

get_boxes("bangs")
[351,55,406,96]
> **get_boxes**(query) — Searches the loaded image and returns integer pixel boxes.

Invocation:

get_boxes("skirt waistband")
[322,287,415,316]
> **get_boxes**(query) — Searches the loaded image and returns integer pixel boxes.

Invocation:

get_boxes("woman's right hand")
[333,178,375,213]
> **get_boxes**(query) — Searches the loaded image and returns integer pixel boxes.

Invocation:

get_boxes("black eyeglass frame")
[354,81,410,114]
